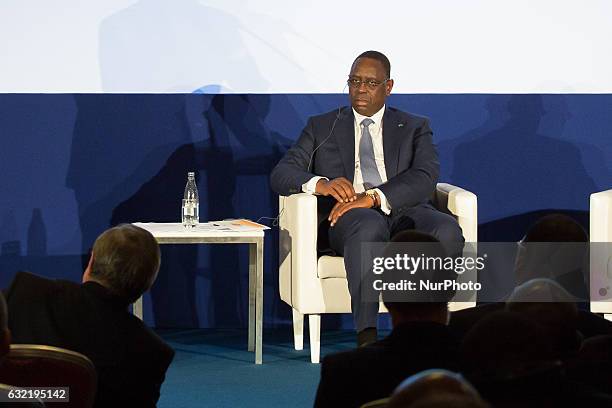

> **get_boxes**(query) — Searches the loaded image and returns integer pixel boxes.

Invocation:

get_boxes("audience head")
[382,231,455,326]
[515,214,588,299]
[523,214,588,243]
[506,278,581,356]
[506,278,578,320]
[460,310,571,406]
[83,224,161,303]
[0,292,10,361]
[460,310,558,378]
[388,369,489,408]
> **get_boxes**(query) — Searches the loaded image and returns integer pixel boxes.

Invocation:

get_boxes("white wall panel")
[1,0,610,93]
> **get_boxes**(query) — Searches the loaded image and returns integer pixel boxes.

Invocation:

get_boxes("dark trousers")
[328,203,464,331]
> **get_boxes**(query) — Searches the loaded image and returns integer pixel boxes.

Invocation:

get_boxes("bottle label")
[184,203,194,216]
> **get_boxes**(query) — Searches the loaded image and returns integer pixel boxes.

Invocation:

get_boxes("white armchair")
[589,189,612,320]
[278,183,478,363]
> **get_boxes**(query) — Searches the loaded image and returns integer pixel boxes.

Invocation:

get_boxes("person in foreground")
[314,231,459,408]
[0,293,44,407]
[460,309,612,406]
[271,50,463,345]
[4,224,174,407]
[388,369,489,408]
[449,214,612,341]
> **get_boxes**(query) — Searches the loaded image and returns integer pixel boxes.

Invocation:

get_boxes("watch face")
[365,190,377,206]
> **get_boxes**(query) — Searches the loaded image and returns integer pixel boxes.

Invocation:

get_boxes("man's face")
[348,57,394,117]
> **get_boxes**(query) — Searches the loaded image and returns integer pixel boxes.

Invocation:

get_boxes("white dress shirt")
[302,105,392,214]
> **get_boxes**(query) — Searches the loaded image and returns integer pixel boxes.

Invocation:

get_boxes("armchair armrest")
[589,189,612,316]
[434,183,478,242]
[278,194,321,308]
[590,189,612,242]
[435,183,478,309]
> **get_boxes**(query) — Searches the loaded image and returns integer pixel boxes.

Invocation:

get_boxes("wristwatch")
[364,189,379,208]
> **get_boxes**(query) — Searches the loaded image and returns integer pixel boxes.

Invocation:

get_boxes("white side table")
[132,222,265,364]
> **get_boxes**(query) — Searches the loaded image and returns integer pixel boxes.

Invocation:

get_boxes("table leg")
[248,238,264,364]
[248,243,256,352]
[134,295,143,320]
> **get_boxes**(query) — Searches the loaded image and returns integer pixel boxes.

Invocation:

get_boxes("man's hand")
[328,193,376,226]
[316,177,357,203]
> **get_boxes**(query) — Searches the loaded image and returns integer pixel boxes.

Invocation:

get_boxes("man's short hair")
[460,310,558,377]
[524,214,587,243]
[506,279,581,356]
[383,230,454,316]
[517,214,589,296]
[355,50,391,78]
[90,224,161,303]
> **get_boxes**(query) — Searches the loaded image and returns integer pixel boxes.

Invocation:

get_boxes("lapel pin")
[398,123,404,127]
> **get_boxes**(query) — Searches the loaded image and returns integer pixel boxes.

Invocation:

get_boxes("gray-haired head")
[86,224,161,303]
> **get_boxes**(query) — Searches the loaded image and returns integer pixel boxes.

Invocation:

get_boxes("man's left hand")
[328,193,376,227]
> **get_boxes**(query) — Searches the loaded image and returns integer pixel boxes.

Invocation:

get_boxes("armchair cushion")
[318,256,346,279]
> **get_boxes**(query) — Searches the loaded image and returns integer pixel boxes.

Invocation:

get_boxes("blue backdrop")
[0,93,610,328]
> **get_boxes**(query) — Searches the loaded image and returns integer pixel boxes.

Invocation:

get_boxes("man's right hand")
[315,177,357,203]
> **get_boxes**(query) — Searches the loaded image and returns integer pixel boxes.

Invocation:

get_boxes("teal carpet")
[156,329,362,408]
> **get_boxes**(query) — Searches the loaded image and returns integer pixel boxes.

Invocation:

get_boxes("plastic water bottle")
[182,172,199,227]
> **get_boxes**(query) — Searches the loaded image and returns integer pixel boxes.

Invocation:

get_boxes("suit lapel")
[334,109,356,182]
[382,108,402,178]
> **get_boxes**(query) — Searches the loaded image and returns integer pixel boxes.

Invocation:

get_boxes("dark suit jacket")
[4,272,174,408]
[270,106,439,221]
[314,322,459,408]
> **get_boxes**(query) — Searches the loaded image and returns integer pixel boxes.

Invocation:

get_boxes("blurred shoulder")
[5,271,74,296]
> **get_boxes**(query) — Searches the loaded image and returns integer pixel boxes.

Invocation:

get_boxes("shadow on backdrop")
[5,93,611,330]
[110,93,303,328]
[438,95,605,240]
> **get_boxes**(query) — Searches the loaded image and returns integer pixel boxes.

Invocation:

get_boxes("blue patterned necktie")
[359,118,383,189]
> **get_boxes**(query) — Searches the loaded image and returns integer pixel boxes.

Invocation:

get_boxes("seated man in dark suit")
[314,231,459,408]
[4,224,174,407]
[271,50,463,345]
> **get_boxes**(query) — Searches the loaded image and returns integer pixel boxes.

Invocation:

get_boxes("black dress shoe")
[357,327,377,347]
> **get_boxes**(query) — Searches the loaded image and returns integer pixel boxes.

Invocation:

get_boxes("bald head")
[507,278,578,325]
[388,369,488,408]
[506,278,581,356]
[508,278,576,304]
